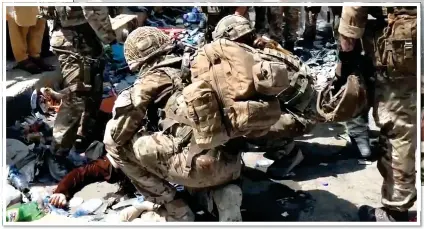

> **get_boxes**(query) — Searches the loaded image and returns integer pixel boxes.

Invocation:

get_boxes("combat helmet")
[124,26,172,72]
[212,14,254,41]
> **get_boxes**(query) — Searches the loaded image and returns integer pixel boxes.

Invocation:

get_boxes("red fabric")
[54,156,113,199]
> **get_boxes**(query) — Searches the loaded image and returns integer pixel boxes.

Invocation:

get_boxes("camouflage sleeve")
[338,6,368,39]
[81,6,116,44]
[132,71,173,114]
[110,70,173,145]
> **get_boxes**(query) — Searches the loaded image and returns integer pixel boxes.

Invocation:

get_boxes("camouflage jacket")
[41,6,116,45]
[110,55,182,145]
[338,6,417,39]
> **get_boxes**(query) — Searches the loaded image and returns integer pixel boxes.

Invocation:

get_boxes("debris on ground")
[5,7,405,223]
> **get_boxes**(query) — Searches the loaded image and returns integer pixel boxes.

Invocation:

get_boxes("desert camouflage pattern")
[109,27,175,146]
[212,14,254,41]
[104,116,242,220]
[54,6,116,44]
[124,26,172,72]
[49,7,115,154]
[339,6,417,211]
[255,7,300,44]
[213,14,319,156]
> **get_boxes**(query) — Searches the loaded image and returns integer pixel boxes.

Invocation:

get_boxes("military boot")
[212,184,243,221]
[163,199,195,221]
[346,114,374,161]
[358,205,409,222]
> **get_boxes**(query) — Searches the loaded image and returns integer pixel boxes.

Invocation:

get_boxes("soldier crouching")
[103,27,243,222]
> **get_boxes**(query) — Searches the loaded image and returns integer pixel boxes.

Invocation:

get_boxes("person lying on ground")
[49,154,136,208]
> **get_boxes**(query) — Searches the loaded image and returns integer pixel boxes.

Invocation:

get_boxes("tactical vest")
[243,45,317,116]
[110,56,185,146]
[376,6,417,76]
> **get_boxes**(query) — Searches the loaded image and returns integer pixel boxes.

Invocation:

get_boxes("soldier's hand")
[339,34,356,52]
[49,193,68,208]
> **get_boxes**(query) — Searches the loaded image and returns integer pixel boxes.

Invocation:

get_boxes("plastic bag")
[5,184,22,208]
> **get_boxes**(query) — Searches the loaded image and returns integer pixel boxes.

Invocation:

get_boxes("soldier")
[212,14,320,177]
[39,7,120,181]
[337,6,417,221]
[201,6,248,43]
[302,6,376,161]
[255,6,300,52]
[104,26,243,222]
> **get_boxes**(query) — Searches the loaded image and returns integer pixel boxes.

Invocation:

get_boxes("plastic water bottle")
[43,197,69,216]
[8,166,30,194]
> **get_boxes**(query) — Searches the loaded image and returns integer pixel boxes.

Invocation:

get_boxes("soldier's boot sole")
[212,184,243,222]
[163,199,195,222]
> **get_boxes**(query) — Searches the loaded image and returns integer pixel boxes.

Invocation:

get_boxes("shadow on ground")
[266,140,367,182]
[191,167,360,222]
[296,123,346,140]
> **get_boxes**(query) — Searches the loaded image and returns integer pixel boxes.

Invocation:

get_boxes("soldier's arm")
[131,71,173,114]
[81,6,117,44]
[338,6,368,39]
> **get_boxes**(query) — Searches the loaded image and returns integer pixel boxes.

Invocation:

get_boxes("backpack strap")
[183,137,205,177]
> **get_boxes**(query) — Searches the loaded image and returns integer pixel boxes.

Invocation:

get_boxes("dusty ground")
[6,59,418,223]
[68,122,417,222]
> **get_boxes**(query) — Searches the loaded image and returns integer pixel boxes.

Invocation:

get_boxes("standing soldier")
[40,7,119,181]
[255,6,300,52]
[338,6,417,221]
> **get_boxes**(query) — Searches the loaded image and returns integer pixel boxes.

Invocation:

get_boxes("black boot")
[358,205,409,222]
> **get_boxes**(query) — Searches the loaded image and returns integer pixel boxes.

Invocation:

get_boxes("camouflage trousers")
[373,79,417,211]
[255,6,300,44]
[248,113,315,158]
[50,23,104,154]
[104,120,242,212]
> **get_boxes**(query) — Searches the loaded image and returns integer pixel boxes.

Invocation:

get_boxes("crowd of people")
[6,6,419,222]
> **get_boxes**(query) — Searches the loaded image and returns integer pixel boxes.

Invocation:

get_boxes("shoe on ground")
[15,59,42,74]
[30,56,55,72]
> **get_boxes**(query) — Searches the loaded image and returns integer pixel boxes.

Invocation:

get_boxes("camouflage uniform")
[105,27,243,221]
[338,6,417,221]
[255,6,300,50]
[213,15,321,177]
[48,7,115,153]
